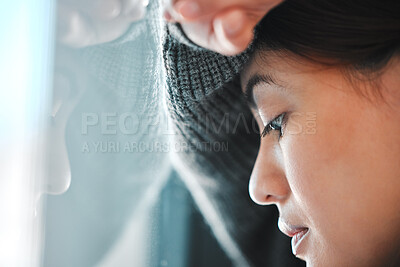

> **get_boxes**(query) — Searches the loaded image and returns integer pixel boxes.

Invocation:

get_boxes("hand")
[57,0,149,47]
[164,0,283,55]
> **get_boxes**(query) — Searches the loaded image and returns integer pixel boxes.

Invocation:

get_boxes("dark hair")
[252,0,400,96]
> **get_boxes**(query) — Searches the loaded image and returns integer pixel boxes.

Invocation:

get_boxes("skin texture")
[240,52,400,267]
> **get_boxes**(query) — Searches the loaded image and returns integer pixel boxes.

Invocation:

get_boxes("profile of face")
[36,46,89,199]
[41,71,76,196]
[39,0,150,197]
[37,68,79,198]
[241,52,400,266]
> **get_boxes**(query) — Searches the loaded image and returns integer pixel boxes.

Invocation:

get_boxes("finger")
[177,0,248,20]
[121,0,149,20]
[173,0,201,20]
[212,1,282,55]
[163,10,177,22]
[178,9,251,55]
[57,5,94,47]
[210,9,252,55]
[180,19,213,48]
[213,9,256,55]
[163,0,186,22]
[172,0,232,21]
[172,0,264,21]
[88,0,122,21]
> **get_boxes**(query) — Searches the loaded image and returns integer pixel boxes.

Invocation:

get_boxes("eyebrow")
[244,73,279,109]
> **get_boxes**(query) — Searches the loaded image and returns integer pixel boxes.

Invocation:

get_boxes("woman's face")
[241,52,400,266]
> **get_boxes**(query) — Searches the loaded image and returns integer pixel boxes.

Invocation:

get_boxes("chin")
[302,251,333,267]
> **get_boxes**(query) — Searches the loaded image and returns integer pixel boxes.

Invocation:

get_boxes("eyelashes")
[261,113,287,138]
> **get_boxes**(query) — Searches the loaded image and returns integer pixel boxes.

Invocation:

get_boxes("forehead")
[240,51,344,94]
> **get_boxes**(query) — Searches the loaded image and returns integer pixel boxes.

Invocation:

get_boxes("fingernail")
[221,10,245,37]
[175,1,200,19]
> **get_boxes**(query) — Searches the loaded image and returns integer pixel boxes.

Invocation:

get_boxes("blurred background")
[0,0,234,266]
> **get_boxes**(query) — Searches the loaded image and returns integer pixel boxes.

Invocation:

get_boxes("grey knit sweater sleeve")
[163,24,304,267]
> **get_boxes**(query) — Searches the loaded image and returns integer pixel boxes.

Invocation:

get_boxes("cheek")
[281,92,400,264]
[279,108,360,264]
[281,98,356,208]
[280,111,350,218]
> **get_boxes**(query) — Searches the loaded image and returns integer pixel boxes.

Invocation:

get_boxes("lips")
[290,228,309,255]
[278,219,309,256]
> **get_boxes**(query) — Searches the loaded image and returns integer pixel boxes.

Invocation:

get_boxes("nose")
[249,139,290,205]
